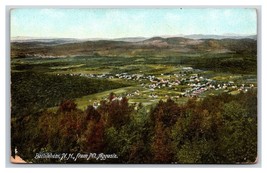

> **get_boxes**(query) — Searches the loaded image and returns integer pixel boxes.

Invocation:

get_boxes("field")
[10,37,258,164]
[11,51,257,114]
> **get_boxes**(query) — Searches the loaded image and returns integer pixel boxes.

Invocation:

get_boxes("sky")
[10,8,257,39]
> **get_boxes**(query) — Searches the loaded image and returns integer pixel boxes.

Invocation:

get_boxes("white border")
[1,0,266,173]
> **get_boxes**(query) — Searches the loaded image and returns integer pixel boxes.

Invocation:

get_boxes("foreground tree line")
[11,90,257,164]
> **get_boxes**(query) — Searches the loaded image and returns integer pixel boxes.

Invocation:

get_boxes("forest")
[11,90,257,164]
[11,72,129,117]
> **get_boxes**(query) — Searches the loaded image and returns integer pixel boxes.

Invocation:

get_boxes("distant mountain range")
[181,34,257,40]
[11,34,257,43]
[11,35,257,59]
[11,36,148,43]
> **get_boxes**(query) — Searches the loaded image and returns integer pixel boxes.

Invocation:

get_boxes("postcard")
[10,8,257,164]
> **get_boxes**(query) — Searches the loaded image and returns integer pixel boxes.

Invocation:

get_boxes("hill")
[11,36,257,58]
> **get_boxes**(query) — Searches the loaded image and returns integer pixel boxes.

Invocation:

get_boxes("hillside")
[11,37,257,58]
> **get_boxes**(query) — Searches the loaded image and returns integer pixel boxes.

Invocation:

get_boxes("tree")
[150,98,180,128]
[85,105,101,122]
[58,99,77,113]
[101,96,134,129]
[217,101,257,163]
[151,122,173,163]
[81,118,105,153]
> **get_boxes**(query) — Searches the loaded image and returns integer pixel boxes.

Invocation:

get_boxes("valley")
[10,36,258,163]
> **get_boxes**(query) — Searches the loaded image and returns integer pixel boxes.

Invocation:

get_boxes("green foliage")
[181,53,257,74]
[11,72,129,117]
[217,101,257,163]
[104,126,133,163]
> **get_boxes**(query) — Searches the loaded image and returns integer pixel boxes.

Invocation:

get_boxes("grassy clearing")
[49,64,86,70]
[211,74,242,82]
[74,84,188,110]
[229,90,240,95]
[75,86,138,110]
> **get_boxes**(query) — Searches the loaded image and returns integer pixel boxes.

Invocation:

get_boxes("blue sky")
[10,8,257,39]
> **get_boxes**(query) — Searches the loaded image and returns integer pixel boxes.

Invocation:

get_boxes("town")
[58,66,255,108]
